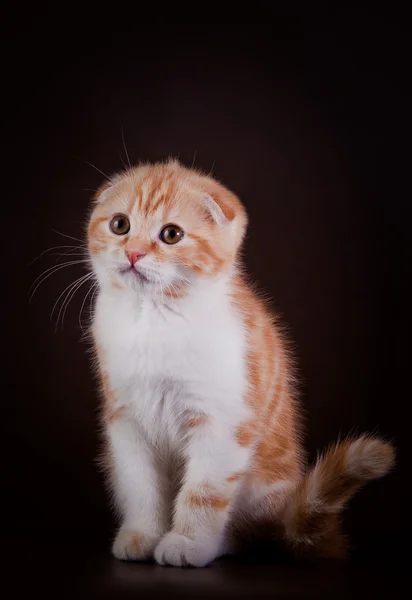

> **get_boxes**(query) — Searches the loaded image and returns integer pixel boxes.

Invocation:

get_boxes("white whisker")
[84,160,113,182]
[51,228,86,244]
[54,252,88,261]
[121,126,132,169]
[91,281,99,311]
[50,271,92,325]
[79,280,98,334]
[57,272,95,331]
[29,245,84,265]
[29,260,90,302]
[78,266,106,333]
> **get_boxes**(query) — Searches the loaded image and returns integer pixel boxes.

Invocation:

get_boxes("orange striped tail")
[282,436,395,558]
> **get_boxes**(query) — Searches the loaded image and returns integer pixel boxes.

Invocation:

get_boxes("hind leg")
[222,411,305,554]
[227,473,301,552]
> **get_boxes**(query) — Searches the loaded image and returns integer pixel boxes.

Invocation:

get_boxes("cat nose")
[126,250,146,266]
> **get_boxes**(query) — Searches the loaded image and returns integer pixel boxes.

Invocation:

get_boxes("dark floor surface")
[2,531,406,599]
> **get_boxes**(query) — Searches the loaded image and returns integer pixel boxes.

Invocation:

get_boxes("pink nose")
[126,251,146,266]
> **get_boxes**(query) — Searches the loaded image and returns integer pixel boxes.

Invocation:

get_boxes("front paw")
[154,532,220,567]
[112,528,161,561]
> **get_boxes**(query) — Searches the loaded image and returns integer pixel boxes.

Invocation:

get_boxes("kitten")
[88,160,394,567]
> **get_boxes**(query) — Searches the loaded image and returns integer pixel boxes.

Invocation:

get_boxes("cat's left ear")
[93,180,113,203]
[93,174,122,203]
[201,192,236,226]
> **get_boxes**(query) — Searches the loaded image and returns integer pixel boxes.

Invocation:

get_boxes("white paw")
[112,528,161,561]
[154,532,219,567]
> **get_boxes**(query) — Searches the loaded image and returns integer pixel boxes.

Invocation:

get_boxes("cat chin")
[113,267,182,295]
[118,266,150,286]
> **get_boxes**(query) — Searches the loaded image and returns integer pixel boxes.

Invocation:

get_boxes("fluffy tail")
[282,435,395,558]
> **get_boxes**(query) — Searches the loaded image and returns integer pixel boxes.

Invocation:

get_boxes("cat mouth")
[118,266,150,283]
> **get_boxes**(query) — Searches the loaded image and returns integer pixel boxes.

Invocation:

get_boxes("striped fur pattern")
[87,160,395,567]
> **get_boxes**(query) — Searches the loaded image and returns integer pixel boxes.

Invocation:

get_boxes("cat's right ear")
[93,180,113,203]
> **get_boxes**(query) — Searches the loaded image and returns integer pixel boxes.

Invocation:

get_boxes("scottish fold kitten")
[87,160,394,567]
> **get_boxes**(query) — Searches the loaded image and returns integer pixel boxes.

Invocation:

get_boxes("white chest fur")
[93,279,247,450]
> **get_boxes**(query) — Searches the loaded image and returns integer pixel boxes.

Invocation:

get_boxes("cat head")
[87,160,248,296]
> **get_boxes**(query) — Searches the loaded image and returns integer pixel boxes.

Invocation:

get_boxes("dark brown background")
[2,10,410,598]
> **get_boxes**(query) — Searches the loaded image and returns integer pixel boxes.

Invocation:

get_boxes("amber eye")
[109,214,130,235]
[160,224,184,245]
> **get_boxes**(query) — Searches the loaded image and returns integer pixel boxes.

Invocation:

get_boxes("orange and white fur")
[88,160,394,567]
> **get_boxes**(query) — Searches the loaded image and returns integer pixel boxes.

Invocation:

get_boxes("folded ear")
[201,191,236,226]
[93,180,113,203]
[93,173,123,203]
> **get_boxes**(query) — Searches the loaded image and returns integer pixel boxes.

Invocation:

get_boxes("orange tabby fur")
[88,160,395,563]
